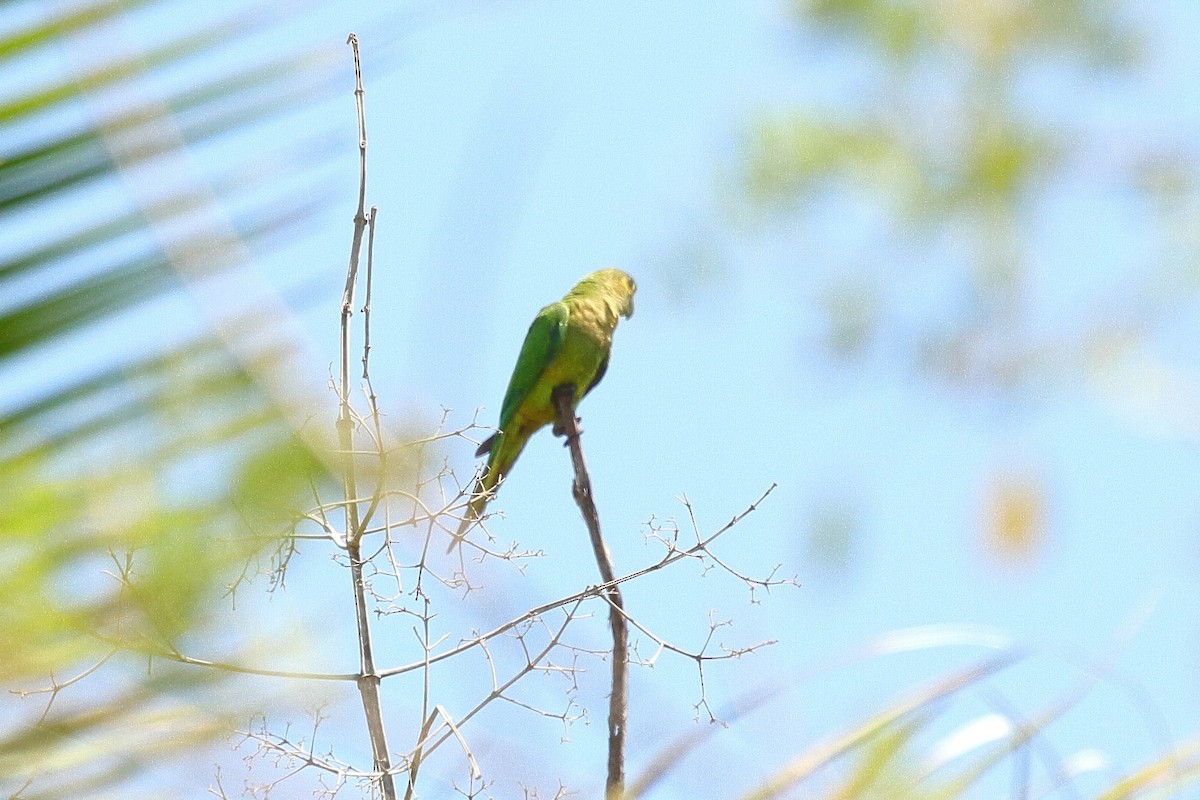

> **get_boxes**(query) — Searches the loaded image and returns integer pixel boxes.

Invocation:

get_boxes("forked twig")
[340,32,396,800]
[9,648,118,723]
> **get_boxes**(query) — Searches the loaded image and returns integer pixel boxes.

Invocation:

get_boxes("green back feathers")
[498,301,569,434]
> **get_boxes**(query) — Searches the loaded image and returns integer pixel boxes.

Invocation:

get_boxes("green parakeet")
[450,268,637,551]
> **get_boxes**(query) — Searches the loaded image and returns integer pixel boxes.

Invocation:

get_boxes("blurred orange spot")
[981,469,1046,565]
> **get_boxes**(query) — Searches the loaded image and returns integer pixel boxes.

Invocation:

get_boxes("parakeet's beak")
[623,278,636,318]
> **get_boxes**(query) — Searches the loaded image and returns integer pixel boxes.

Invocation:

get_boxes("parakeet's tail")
[446,465,501,554]
[448,474,484,551]
[446,429,527,552]
[475,432,496,458]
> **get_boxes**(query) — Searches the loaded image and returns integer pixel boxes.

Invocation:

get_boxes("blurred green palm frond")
[1097,739,1200,800]
[729,652,1200,800]
[0,0,343,794]
[623,643,1199,799]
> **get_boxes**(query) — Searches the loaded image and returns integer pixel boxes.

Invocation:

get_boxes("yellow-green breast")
[514,300,615,428]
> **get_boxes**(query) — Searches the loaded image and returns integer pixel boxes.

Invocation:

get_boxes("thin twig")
[551,384,626,800]
[341,32,396,800]
[403,593,435,800]
[416,602,583,761]
[377,484,777,679]
[162,647,357,681]
[362,205,378,382]
[404,709,437,800]
[9,648,118,723]
[357,206,387,537]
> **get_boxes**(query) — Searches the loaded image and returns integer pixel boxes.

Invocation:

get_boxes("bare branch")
[551,384,626,800]
[339,32,396,800]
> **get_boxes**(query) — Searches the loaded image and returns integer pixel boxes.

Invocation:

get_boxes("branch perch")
[552,384,627,800]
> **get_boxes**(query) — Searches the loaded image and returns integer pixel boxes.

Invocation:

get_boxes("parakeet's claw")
[553,418,583,443]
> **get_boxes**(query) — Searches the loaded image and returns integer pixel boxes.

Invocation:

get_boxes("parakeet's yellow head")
[573,268,637,319]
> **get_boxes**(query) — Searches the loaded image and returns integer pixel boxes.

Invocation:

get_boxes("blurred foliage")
[743,0,1194,396]
[806,498,857,573]
[0,0,341,795]
[725,651,1200,799]
[724,8,1200,794]
[794,0,1136,66]
[1097,738,1200,800]
[829,718,931,800]
[738,0,1200,576]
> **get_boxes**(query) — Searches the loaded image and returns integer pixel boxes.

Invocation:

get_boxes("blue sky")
[15,0,1200,796]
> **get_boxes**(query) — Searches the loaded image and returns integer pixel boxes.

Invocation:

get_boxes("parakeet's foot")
[552,416,582,439]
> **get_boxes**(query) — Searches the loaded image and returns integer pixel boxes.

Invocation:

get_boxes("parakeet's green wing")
[583,352,609,398]
[497,301,569,432]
